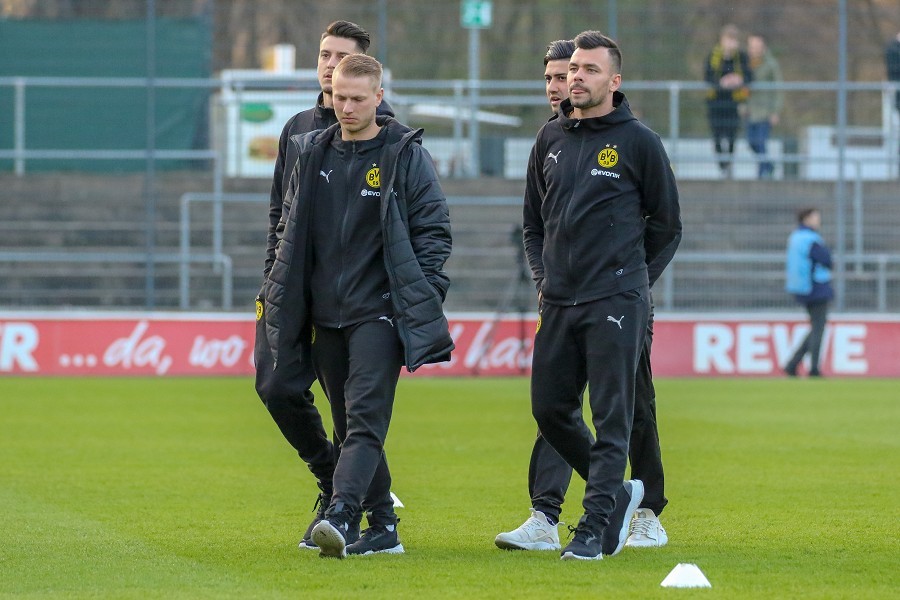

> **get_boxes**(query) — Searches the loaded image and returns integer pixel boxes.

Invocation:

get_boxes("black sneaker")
[312,516,351,559]
[601,479,644,556]
[298,493,329,550]
[346,519,404,556]
[561,515,604,561]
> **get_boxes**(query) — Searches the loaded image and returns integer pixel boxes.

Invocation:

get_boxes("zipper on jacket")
[562,130,586,305]
[334,141,359,327]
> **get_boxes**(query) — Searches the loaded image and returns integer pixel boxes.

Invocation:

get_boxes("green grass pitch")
[1,376,897,599]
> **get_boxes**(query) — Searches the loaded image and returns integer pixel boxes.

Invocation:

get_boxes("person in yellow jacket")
[704,24,751,178]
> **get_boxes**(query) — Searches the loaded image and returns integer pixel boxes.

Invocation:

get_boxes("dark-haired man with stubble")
[523,31,681,561]
[254,20,396,552]
[498,38,670,558]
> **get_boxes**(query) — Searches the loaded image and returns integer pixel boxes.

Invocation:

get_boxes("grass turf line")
[0,377,897,598]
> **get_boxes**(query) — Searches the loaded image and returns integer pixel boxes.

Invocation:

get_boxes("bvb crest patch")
[365,165,380,188]
[597,145,618,168]
[535,314,542,334]
[311,325,316,345]
[255,298,263,321]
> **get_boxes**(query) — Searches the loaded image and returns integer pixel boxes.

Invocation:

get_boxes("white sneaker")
[495,508,561,551]
[625,508,668,548]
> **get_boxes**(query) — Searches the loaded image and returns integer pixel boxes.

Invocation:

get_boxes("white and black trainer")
[346,521,405,556]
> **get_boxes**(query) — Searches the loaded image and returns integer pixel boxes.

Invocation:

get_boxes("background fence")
[1,0,899,313]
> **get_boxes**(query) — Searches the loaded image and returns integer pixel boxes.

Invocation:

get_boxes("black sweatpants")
[254,313,335,489]
[786,300,829,375]
[630,301,667,516]
[528,296,667,521]
[312,319,402,524]
[531,287,649,528]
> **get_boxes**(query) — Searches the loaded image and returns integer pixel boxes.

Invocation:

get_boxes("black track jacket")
[523,92,681,305]
[309,127,394,327]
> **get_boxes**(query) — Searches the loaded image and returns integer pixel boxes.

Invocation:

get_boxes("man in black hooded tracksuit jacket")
[263,54,453,557]
[523,31,681,560]
[253,20,395,550]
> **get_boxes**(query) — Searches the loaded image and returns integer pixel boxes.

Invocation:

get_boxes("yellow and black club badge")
[255,298,263,321]
[365,163,380,188]
[311,325,316,345]
[535,314,542,334]
[597,144,618,168]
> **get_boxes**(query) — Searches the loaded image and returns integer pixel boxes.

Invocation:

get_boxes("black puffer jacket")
[263,117,453,372]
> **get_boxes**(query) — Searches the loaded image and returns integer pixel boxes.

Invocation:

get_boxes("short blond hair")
[334,54,383,88]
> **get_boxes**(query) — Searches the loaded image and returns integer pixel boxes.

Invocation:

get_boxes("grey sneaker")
[495,509,561,551]
[600,479,644,556]
[625,508,668,548]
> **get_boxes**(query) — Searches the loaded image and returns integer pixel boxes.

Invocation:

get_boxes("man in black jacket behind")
[254,20,396,551]
[264,54,453,559]
[523,31,681,561]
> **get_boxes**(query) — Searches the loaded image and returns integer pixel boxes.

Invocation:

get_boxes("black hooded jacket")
[309,126,394,327]
[523,92,682,305]
[263,116,453,372]
[264,93,395,277]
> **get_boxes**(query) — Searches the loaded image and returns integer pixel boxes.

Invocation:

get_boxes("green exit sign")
[461,0,492,29]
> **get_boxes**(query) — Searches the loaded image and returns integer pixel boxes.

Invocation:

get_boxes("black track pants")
[531,287,649,526]
[786,300,829,374]
[528,297,667,521]
[254,313,335,489]
[312,319,403,523]
[630,302,667,516]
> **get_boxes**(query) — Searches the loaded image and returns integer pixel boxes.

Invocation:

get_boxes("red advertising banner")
[0,312,898,377]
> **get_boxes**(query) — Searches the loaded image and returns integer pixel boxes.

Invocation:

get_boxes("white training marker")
[390,492,404,508]
[660,563,712,588]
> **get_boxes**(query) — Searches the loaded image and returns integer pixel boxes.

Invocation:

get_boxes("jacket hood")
[376,115,423,147]
[558,91,637,131]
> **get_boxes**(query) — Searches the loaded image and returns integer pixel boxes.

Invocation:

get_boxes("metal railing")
[657,252,900,313]
[4,75,900,176]
[0,250,233,308]
[3,75,899,312]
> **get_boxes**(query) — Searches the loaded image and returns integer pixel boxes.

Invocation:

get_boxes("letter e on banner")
[831,324,868,374]
[736,324,772,373]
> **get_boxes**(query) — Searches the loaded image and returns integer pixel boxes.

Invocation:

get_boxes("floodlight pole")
[835,0,848,311]
[607,0,617,40]
[468,27,480,178]
[144,0,157,309]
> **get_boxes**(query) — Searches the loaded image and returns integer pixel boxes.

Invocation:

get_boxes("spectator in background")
[704,24,751,179]
[886,31,900,115]
[746,34,783,179]
[784,207,833,378]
